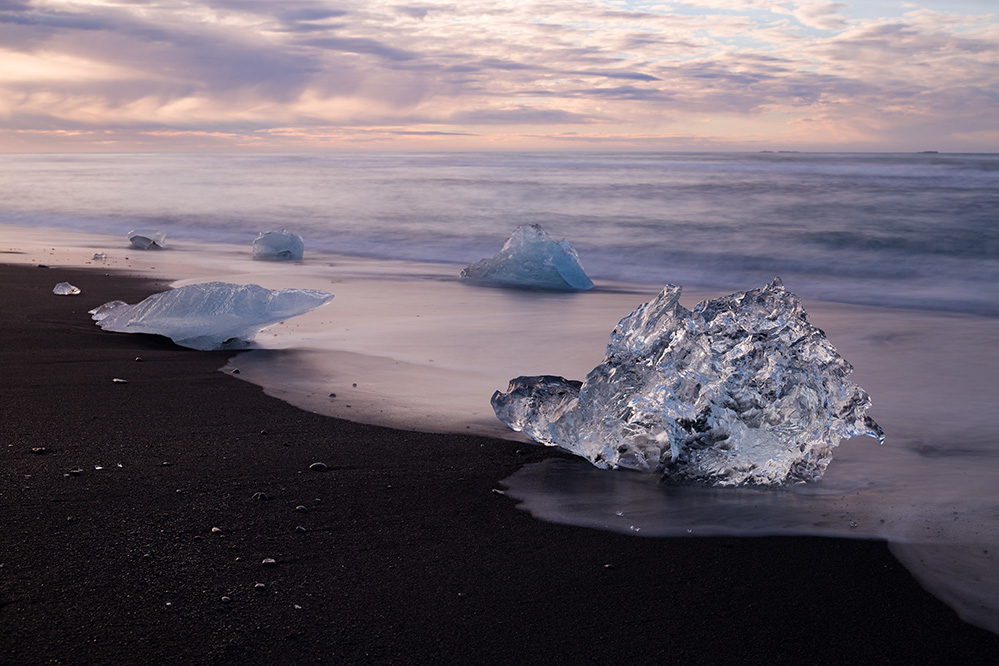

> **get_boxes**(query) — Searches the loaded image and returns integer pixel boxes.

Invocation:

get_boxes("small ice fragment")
[491,278,884,487]
[461,224,594,291]
[252,229,305,261]
[88,282,333,351]
[92,252,107,261]
[127,229,166,250]
[53,282,81,296]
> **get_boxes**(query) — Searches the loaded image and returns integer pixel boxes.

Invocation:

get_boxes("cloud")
[303,36,419,61]
[0,0,995,151]
[449,106,602,125]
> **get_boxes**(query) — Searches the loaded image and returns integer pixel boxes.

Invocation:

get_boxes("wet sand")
[1,263,997,665]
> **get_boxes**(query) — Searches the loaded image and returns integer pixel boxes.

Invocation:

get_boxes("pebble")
[134,357,143,362]
[328,393,336,398]
[112,378,128,384]
[261,558,276,567]
[295,505,308,513]
[254,583,266,591]
[30,447,48,455]
[231,369,240,374]
[211,527,222,534]
[295,525,307,533]
[221,596,231,603]
[309,462,328,472]
[251,492,269,501]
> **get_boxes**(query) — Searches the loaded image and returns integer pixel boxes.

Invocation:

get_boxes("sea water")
[1,151,998,633]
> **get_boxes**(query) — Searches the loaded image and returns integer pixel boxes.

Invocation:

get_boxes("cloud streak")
[0,0,995,151]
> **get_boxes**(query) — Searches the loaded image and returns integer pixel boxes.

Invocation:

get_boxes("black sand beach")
[2,263,997,665]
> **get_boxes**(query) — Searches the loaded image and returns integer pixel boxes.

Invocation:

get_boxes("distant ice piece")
[52,282,81,296]
[127,229,166,250]
[252,230,305,261]
[89,282,333,351]
[492,278,884,487]
[461,224,594,291]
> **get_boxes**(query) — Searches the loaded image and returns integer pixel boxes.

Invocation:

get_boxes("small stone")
[261,558,276,567]
[134,357,143,362]
[328,393,336,398]
[490,488,506,495]
[295,525,307,533]
[254,583,266,591]
[603,564,615,569]
[352,383,357,388]
[30,447,48,455]
[211,527,222,534]
[251,492,269,501]
[221,596,231,603]
[232,369,240,374]
[112,378,128,384]
[161,461,171,467]
[295,505,308,513]
[309,462,328,472]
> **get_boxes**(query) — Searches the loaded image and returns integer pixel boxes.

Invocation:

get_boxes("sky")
[0,0,996,152]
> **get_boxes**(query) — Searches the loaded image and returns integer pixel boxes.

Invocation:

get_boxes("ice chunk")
[53,282,81,295]
[252,230,305,261]
[127,229,166,249]
[89,282,333,351]
[461,224,594,291]
[491,278,883,487]
[89,300,128,321]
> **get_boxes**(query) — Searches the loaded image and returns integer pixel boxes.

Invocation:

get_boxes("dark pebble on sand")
[30,447,48,455]
[296,525,307,533]
[254,583,266,591]
[295,505,308,513]
[261,558,276,567]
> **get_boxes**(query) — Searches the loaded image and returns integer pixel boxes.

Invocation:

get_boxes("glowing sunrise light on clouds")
[0,0,995,151]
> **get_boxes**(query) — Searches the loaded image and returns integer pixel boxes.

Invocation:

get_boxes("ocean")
[2,151,998,633]
[1,151,997,314]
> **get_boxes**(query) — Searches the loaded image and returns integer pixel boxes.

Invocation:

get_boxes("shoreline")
[2,263,998,663]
